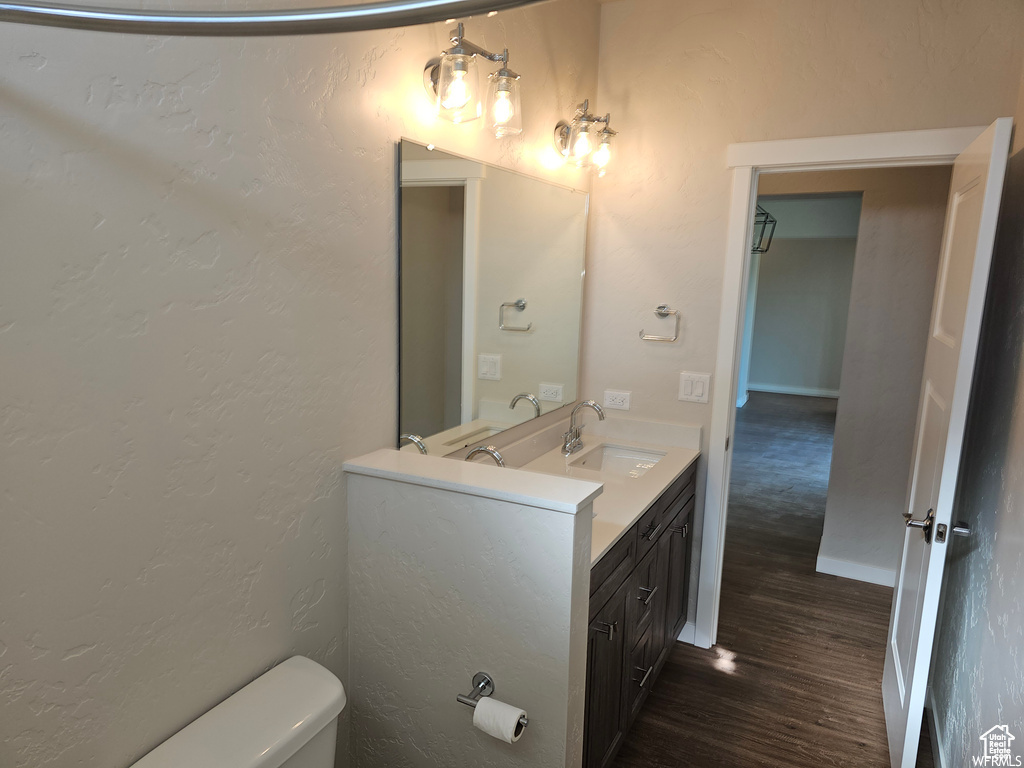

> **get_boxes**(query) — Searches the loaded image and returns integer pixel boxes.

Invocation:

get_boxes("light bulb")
[592,140,611,169]
[573,127,591,159]
[492,90,513,125]
[441,70,470,110]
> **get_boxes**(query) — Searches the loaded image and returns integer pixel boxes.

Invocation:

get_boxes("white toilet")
[131,656,347,768]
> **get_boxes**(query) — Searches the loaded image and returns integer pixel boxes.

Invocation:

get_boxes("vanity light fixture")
[424,22,522,135]
[554,100,616,173]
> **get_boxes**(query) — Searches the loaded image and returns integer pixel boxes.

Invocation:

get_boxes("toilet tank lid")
[131,656,346,768]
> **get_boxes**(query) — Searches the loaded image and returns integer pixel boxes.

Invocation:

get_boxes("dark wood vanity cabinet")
[584,463,696,768]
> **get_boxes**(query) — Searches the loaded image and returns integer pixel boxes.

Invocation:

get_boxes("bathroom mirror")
[398,139,587,455]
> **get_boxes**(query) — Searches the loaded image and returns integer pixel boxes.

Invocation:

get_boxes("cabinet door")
[585,581,627,768]
[664,503,694,646]
[625,622,656,726]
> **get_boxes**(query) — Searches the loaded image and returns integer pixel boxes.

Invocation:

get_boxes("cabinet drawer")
[590,529,637,621]
[635,465,696,560]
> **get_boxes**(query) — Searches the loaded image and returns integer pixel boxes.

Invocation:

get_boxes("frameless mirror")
[398,139,587,455]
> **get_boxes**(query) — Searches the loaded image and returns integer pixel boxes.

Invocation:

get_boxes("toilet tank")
[131,656,346,768]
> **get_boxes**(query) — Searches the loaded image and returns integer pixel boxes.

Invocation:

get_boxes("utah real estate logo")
[975,725,1022,767]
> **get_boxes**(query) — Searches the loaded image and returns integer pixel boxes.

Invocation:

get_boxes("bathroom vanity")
[520,434,699,768]
[584,460,695,768]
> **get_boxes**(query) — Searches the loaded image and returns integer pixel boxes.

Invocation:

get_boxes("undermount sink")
[569,443,665,479]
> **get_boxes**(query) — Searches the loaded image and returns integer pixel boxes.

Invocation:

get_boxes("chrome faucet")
[563,400,605,456]
[465,445,505,467]
[509,392,541,419]
[399,433,428,454]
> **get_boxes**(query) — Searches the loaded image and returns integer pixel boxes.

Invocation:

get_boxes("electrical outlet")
[678,371,711,403]
[539,383,563,402]
[603,390,631,410]
[478,354,502,381]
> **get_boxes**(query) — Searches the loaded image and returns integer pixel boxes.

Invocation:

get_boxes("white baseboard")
[926,688,948,768]
[736,390,749,408]
[816,554,896,587]
[676,620,697,645]
[748,383,840,399]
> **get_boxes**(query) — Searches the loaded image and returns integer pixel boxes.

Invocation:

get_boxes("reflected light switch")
[478,354,502,381]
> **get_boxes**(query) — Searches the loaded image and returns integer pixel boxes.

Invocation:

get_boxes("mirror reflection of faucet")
[399,433,428,454]
[509,392,541,419]
[562,400,605,456]
[466,445,505,467]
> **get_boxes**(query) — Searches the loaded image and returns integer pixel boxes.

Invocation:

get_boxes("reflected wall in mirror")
[399,139,587,455]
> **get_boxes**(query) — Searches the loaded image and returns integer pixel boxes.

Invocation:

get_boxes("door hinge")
[725,436,731,451]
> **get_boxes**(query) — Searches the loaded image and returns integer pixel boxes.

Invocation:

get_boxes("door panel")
[882,118,1012,768]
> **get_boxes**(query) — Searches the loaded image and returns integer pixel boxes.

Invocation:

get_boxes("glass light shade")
[569,119,593,167]
[592,135,612,175]
[436,52,482,123]
[488,72,522,138]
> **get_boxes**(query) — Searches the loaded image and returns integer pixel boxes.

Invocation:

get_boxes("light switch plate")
[678,371,711,403]
[603,390,631,410]
[539,383,564,402]
[478,354,502,381]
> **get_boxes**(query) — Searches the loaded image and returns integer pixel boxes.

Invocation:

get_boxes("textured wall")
[759,167,952,584]
[747,237,857,397]
[474,170,587,415]
[929,132,1024,765]
[0,4,599,766]
[347,471,590,767]
[585,0,1024,607]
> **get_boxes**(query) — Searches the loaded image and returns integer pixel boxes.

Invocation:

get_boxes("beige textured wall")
[747,237,857,396]
[930,65,1024,768]
[585,0,1023,597]
[759,167,952,583]
[0,5,600,767]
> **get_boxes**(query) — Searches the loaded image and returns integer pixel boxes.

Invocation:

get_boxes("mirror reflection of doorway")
[399,185,466,439]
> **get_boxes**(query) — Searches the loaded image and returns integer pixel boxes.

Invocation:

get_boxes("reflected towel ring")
[640,304,680,342]
[499,299,532,332]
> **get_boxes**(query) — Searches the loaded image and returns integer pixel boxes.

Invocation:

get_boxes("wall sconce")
[424,22,522,136]
[554,100,616,175]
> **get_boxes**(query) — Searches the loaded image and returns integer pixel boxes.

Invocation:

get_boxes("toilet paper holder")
[456,672,529,730]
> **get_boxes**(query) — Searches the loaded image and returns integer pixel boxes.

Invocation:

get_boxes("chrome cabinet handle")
[638,585,659,606]
[643,522,663,541]
[635,665,653,688]
[594,621,617,641]
[669,523,688,537]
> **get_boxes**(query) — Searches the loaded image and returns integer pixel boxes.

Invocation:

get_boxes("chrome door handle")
[643,522,663,541]
[594,621,617,641]
[952,522,971,537]
[669,523,688,537]
[638,585,659,606]
[903,508,935,544]
[634,665,653,688]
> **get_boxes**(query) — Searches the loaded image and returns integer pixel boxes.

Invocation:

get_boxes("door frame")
[401,157,486,424]
[694,125,990,649]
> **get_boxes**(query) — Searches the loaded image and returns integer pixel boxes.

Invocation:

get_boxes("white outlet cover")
[539,383,563,402]
[603,390,631,410]
[478,354,502,381]
[678,371,711,403]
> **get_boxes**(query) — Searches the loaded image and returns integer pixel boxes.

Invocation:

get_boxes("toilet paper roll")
[472,697,527,743]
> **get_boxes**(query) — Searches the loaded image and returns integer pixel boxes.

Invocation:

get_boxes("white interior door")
[882,117,1012,768]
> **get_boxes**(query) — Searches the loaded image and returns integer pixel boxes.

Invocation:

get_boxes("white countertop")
[344,449,602,515]
[521,439,700,564]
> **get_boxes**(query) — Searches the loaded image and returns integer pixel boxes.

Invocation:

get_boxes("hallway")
[612,392,899,768]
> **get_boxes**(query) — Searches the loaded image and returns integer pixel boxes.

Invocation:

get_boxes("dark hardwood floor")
[611,392,917,768]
